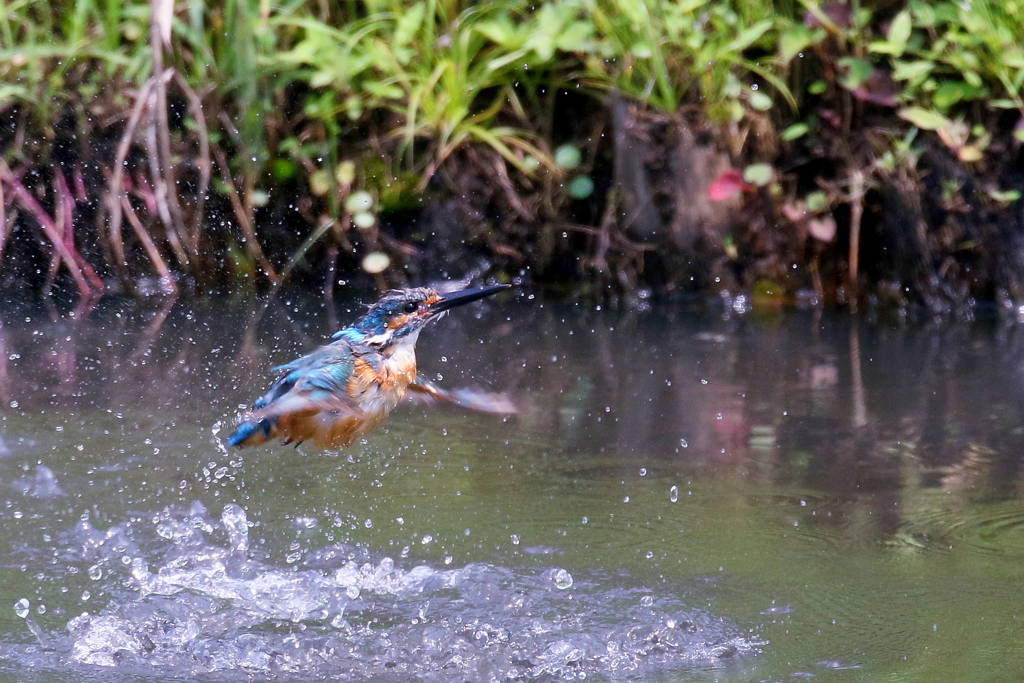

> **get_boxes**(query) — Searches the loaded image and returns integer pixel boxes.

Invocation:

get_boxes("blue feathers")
[226,418,274,447]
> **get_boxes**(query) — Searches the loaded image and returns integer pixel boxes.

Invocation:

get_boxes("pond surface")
[1,292,1024,682]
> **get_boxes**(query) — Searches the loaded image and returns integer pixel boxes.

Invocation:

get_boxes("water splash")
[11,464,66,498]
[3,504,761,680]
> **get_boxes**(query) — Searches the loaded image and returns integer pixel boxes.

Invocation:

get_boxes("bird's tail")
[225,417,276,448]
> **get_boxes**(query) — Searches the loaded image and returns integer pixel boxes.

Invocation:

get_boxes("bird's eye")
[403,302,418,313]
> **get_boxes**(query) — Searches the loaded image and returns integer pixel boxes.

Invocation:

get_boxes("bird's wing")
[230,342,379,449]
[406,378,518,415]
[255,341,356,409]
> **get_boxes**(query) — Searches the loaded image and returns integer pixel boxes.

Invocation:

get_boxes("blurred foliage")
[1,0,1024,302]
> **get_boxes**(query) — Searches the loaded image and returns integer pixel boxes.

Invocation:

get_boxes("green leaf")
[554,145,582,170]
[1004,50,1024,70]
[724,20,773,53]
[629,40,653,59]
[892,60,933,81]
[272,159,296,182]
[363,81,405,101]
[568,176,595,199]
[887,10,912,57]
[868,40,896,55]
[309,170,331,197]
[808,80,827,95]
[555,21,595,52]
[779,26,813,63]
[805,191,829,213]
[988,189,1022,204]
[475,19,517,47]
[345,191,374,213]
[933,81,984,109]
[958,144,983,162]
[898,106,949,130]
[394,2,425,49]
[749,91,773,111]
[838,57,874,90]
[743,163,773,186]
[353,212,376,229]
[782,123,810,140]
[910,1,936,27]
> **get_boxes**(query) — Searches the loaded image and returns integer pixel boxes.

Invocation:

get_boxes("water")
[1,295,1024,682]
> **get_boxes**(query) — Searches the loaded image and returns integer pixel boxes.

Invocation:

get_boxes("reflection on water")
[1,295,1024,681]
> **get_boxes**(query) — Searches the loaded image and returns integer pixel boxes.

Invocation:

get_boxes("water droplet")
[639,468,647,476]
[13,599,29,618]
[511,534,520,545]
[81,590,91,602]
[88,565,102,580]
[421,535,433,545]
[640,596,654,607]
[669,486,679,503]
[345,586,360,599]
[679,439,688,448]
[551,568,573,590]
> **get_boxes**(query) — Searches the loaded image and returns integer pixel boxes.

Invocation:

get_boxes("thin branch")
[107,76,161,284]
[144,81,190,270]
[55,167,105,292]
[211,141,279,284]
[847,168,865,306]
[121,196,178,296]
[173,73,211,258]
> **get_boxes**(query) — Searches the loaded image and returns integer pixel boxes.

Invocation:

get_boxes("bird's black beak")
[431,284,512,313]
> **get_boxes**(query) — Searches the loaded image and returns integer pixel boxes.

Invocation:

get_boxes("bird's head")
[334,284,510,349]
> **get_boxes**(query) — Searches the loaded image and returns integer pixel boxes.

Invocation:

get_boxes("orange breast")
[347,354,417,408]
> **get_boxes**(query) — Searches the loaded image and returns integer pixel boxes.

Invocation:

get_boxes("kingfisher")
[226,284,513,450]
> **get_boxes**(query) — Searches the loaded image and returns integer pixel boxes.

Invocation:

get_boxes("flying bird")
[226,284,513,449]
